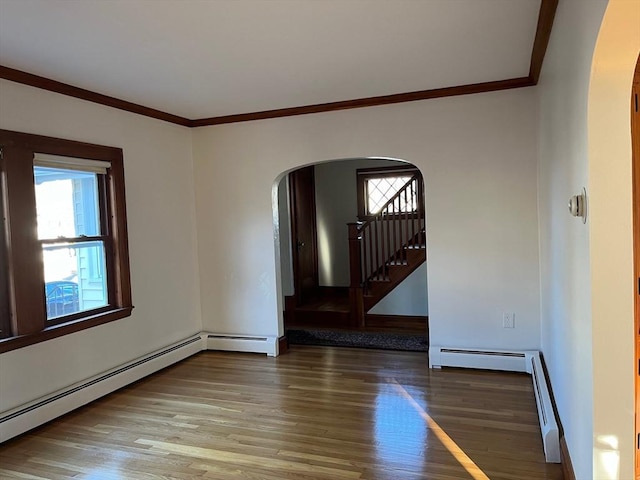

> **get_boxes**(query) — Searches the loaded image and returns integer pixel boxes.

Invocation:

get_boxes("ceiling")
[0,0,546,123]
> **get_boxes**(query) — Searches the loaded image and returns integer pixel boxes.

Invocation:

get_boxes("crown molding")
[0,65,191,127]
[190,77,534,127]
[0,0,557,127]
[529,0,559,84]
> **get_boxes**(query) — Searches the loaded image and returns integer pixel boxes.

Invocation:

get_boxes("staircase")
[348,174,426,326]
[362,229,426,311]
[285,173,426,334]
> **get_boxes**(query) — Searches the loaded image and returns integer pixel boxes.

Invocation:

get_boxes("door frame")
[288,165,319,306]
[632,54,640,479]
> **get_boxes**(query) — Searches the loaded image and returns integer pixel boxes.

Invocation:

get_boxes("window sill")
[0,307,133,354]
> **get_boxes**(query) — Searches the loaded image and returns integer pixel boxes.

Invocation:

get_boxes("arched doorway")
[274,157,429,351]
[587,2,639,477]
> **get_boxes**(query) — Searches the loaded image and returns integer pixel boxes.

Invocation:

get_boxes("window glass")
[34,166,108,321]
[34,166,101,239]
[366,175,416,214]
[42,241,108,320]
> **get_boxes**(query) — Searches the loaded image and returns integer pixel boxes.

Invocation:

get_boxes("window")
[356,165,422,219]
[35,161,109,322]
[0,130,132,352]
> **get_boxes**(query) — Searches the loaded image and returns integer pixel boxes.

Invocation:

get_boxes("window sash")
[34,153,110,174]
[42,238,110,324]
[35,163,113,325]
[34,165,107,240]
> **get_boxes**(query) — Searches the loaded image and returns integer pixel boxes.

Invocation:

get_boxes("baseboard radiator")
[430,346,560,463]
[0,331,279,443]
[204,333,277,357]
[527,351,561,463]
[0,335,203,443]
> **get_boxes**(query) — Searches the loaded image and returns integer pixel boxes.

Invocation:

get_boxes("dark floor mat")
[286,329,428,352]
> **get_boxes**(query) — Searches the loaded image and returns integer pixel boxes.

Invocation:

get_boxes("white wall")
[536,1,608,478]
[537,1,640,478]
[369,263,428,316]
[0,80,201,412]
[192,87,541,352]
[588,2,638,478]
[314,158,401,287]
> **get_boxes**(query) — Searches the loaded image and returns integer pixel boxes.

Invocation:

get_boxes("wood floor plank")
[0,346,563,479]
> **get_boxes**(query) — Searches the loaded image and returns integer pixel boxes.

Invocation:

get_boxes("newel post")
[347,222,365,328]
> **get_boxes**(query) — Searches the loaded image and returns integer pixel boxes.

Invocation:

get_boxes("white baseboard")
[430,346,528,372]
[0,330,280,443]
[429,345,560,463]
[0,335,203,443]
[526,351,561,463]
[204,333,277,357]
[0,336,556,464]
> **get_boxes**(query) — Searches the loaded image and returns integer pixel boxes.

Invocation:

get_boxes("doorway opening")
[274,158,429,351]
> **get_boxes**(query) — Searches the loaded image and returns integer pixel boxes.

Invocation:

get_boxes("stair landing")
[285,289,427,335]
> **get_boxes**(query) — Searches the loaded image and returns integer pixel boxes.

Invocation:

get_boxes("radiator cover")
[430,345,560,463]
[0,331,278,443]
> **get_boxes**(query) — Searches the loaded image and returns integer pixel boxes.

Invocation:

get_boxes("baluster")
[410,179,415,244]
[380,215,384,278]
[374,220,380,281]
[384,206,390,279]
[411,178,420,245]
[394,196,400,265]
[403,187,409,263]
[391,200,396,268]
[361,226,367,287]
[385,207,393,277]
[420,178,425,244]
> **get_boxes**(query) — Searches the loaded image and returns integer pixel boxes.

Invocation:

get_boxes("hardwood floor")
[0,347,563,479]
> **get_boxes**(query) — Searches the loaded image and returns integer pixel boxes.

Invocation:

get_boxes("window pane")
[43,241,108,320]
[34,166,101,239]
[367,176,415,214]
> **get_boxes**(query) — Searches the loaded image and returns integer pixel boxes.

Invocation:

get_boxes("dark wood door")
[289,166,319,305]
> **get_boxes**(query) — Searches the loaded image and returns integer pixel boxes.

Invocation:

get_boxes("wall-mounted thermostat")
[568,187,587,224]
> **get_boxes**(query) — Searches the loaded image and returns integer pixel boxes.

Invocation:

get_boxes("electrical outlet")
[503,312,515,328]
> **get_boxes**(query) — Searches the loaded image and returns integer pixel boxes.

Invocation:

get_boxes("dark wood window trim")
[0,130,132,353]
[0,178,9,339]
[356,165,422,220]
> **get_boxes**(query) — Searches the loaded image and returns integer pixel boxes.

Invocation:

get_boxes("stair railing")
[348,174,424,293]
